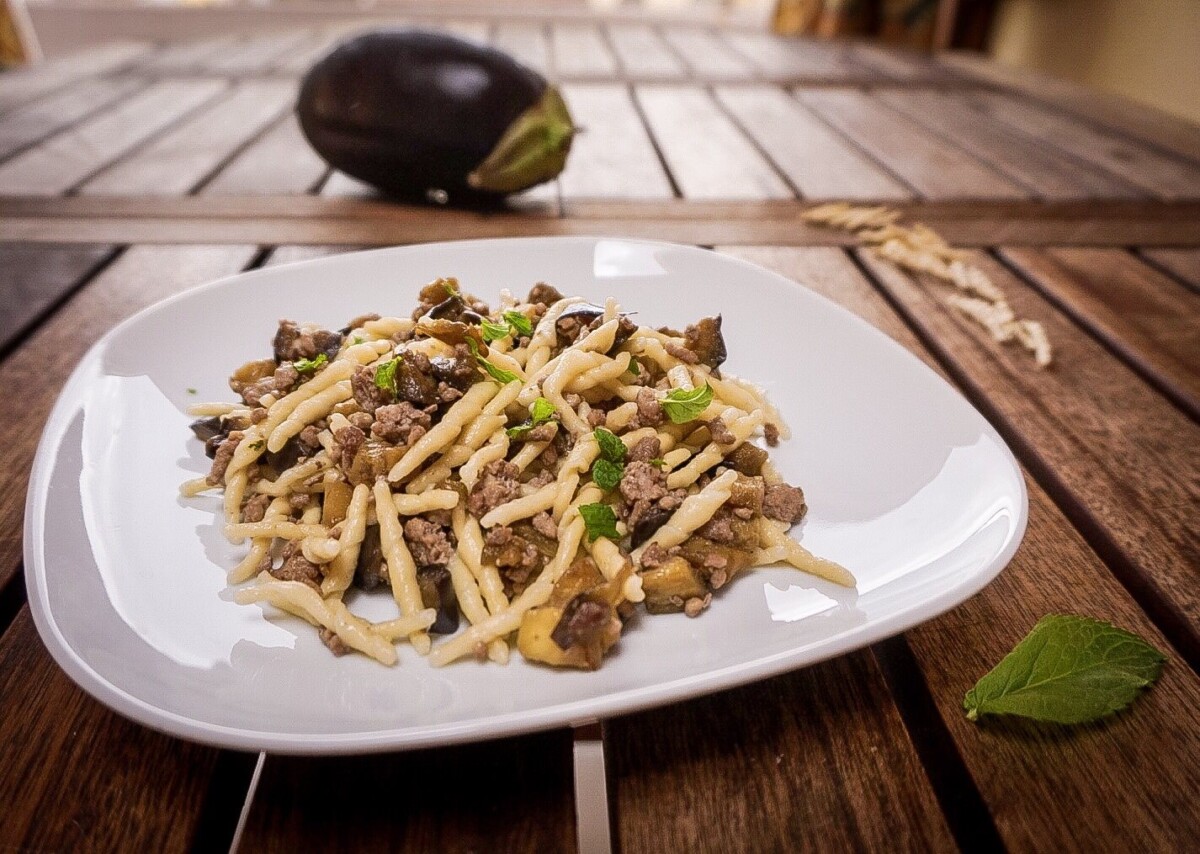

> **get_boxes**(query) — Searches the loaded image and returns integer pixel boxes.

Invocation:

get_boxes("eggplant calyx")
[467,86,575,194]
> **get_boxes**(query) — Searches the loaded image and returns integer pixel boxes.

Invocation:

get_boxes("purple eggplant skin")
[297,29,573,203]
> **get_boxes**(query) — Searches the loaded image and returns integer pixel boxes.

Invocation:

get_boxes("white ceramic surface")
[25,237,1026,754]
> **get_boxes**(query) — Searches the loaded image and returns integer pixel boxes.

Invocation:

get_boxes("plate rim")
[24,235,1028,754]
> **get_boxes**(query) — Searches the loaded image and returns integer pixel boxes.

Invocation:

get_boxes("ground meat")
[298,424,322,453]
[351,365,393,414]
[696,508,735,544]
[619,461,681,531]
[319,628,351,656]
[763,483,807,524]
[484,526,512,548]
[348,411,374,431]
[635,387,663,427]
[273,319,343,363]
[437,381,464,403]
[526,469,555,489]
[403,517,454,568]
[207,430,243,486]
[431,345,478,389]
[288,493,311,513]
[531,511,558,540]
[764,422,780,447]
[703,552,728,569]
[627,436,661,463]
[707,418,736,446]
[639,542,669,569]
[684,594,712,618]
[524,423,556,443]
[528,282,565,306]
[556,315,584,345]
[371,401,432,446]
[665,342,700,364]
[424,508,453,528]
[586,408,607,428]
[467,460,521,517]
[272,542,322,590]
[250,407,268,424]
[709,568,729,589]
[334,425,366,472]
[241,492,271,523]
[552,598,611,650]
[241,363,301,407]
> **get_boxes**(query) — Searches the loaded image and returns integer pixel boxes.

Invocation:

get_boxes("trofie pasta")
[185,279,854,669]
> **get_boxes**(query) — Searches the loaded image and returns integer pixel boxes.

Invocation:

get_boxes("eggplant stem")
[467,86,576,194]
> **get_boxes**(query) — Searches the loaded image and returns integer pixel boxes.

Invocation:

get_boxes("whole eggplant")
[297,29,575,203]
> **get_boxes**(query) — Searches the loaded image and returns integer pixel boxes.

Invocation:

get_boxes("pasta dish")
[183,280,853,669]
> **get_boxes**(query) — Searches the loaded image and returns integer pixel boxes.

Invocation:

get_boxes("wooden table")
[2,12,1199,852]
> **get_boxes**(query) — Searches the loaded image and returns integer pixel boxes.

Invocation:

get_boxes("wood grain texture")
[238,731,576,853]
[140,34,240,73]
[203,29,314,75]
[492,22,550,76]
[0,610,240,853]
[635,85,792,200]
[0,41,149,114]
[0,242,113,355]
[876,90,1146,201]
[604,24,687,80]
[0,245,257,594]
[201,113,327,196]
[719,32,859,80]
[80,80,296,196]
[0,76,147,162]
[659,26,756,81]
[961,92,1200,201]
[856,248,1200,659]
[1000,247,1200,417]
[549,23,617,78]
[608,650,955,853]
[723,246,1200,851]
[796,89,1028,201]
[558,83,674,200]
[716,86,912,201]
[1139,248,1200,292]
[0,78,227,196]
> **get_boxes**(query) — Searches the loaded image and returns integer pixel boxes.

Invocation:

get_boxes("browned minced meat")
[424,508,452,527]
[627,436,661,463]
[553,598,611,650]
[697,508,736,544]
[207,430,243,486]
[288,493,311,513]
[371,401,432,446]
[635,387,663,427]
[348,411,374,431]
[351,365,393,414]
[639,542,670,569]
[528,282,565,306]
[526,469,555,489]
[467,460,520,517]
[334,425,366,472]
[684,594,712,618]
[273,319,343,363]
[272,541,322,590]
[764,422,780,447]
[241,492,271,523]
[556,315,585,345]
[432,344,479,390]
[524,423,556,443]
[319,628,351,656]
[241,363,301,408]
[763,483,807,524]
[485,526,540,586]
[586,408,607,428]
[620,461,685,530]
[298,424,322,453]
[664,342,699,365]
[403,517,454,568]
[707,418,736,446]
[531,511,558,540]
[437,382,464,403]
[250,407,269,424]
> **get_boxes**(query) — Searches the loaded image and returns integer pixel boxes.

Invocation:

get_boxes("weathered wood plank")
[141,34,241,73]
[635,85,791,199]
[80,80,296,196]
[0,79,227,196]
[492,22,550,76]
[0,76,147,162]
[716,86,912,200]
[550,23,618,79]
[201,114,327,196]
[876,90,1147,201]
[660,26,756,80]
[796,89,1028,200]
[203,29,314,75]
[238,732,576,853]
[0,42,150,114]
[720,32,860,80]
[0,243,113,355]
[1000,247,1200,416]
[604,24,687,80]
[1139,247,1200,292]
[558,83,673,200]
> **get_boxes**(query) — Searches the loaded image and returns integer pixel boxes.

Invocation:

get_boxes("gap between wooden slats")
[0,76,149,163]
[1138,248,1200,295]
[200,113,328,196]
[550,23,618,79]
[603,24,687,80]
[658,27,757,81]
[0,42,151,114]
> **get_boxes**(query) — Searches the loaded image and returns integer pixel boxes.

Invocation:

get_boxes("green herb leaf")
[503,310,534,337]
[593,427,626,464]
[186,387,197,395]
[351,336,365,345]
[249,440,265,451]
[626,357,640,376]
[578,503,620,542]
[293,353,328,373]
[480,319,511,343]
[963,615,1166,725]
[374,356,402,395]
[659,384,713,424]
[466,338,520,385]
[442,279,460,298]
[648,457,666,468]
[591,458,624,491]
[506,397,558,440]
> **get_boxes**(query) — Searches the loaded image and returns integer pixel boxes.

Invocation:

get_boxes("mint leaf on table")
[964,615,1166,725]
[578,502,620,542]
[660,383,713,424]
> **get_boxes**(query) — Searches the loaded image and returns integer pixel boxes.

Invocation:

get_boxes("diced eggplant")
[724,443,768,476]
[630,504,674,548]
[675,537,756,586]
[346,440,406,486]
[684,315,727,370]
[355,525,387,590]
[321,480,353,526]
[416,566,459,634]
[189,416,223,443]
[728,475,765,514]
[640,556,707,614]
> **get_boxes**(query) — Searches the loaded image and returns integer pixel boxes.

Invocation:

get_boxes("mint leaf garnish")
[578,503,620,542]
[506,397,557,440]
[374,356,402,395]
[502,310,534,337]
[591,458,623,491]
[593,427,626,464]
[964,615,1166,724]
[480,319,511,343]
[590,427,626,489]
[626,357,640,376]
[465,338,519,385]
[660,384,713,424]
[293,353,328,373]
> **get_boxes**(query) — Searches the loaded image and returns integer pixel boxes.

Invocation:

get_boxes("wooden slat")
[604,24,687,80]
[492,22,550,76]
[0,41,150,114]
[0,610,242,852]
[203,29,314,75]
[608,650,955,853]
[635,85,791,200]
[80,80,295,196]
[0,244,258,594]
[961,92,1200,200]
[0,243,112,354]
[846,42,946,81]
[0,76,147,162]
[275,28,351,75]
[720,32,860,81]
[715,87,912,201]
[876,90,1147,201]
[434,20,491,44]
[796,89,1028,200]
[201,114,327,196]
[264,244,358,267]
[0,79,227,196]
[659,27,756,81]
[856,248,1200,657]
[558,83,673,200]
[1139,247,1200,292]
[725,246,1200,851]
[238,732,576,852]
[141,34,241,73]
[549,23,618,79]
[999,247,1200,416]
